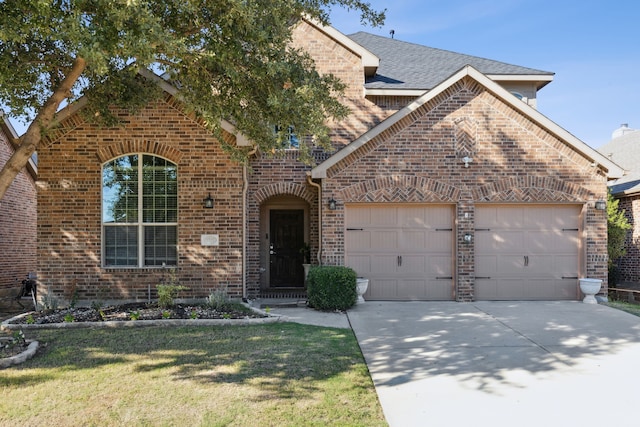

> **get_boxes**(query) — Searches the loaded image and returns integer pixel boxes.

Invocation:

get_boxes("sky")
[329,0,640,148]
[4,1,638,149]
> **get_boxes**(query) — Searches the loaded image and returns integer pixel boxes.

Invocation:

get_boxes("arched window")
[102,154,177,267]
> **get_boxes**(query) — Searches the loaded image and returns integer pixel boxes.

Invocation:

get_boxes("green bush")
[306,266,357,311]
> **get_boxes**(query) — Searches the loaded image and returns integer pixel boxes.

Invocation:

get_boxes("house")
[0,115,37,292]
[599,124,640,285]
[35,19,622,304]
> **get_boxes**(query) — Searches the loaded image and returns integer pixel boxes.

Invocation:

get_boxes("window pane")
[103,155,139,223]
[142,155,177,224]
[144,225,177,266]
[104,225,138,266]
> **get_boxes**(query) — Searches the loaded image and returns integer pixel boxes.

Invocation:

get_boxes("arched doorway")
[260,195,310,291]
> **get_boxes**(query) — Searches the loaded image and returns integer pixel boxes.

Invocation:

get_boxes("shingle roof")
[598,130,640,195]
[347,32,554,91]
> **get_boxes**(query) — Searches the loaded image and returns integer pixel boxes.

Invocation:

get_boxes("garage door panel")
[371,207,397,226]
[346,231,371,250]
[346,204,454,301]
[346,255,371,276]
[426,232,453,251]
[431,255,453,276]
[403,231,427,250]
[366,279,398,300]
[370,255,398,274]
[371,231,398,249]
[475,205,581,301]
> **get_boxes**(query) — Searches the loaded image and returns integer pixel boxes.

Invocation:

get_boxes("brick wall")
[0,128,37,289]
[320,77,608,301]
[38,98,244,302]
[616,195,640,284]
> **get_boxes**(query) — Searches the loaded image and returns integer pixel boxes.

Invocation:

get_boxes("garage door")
[475,205,581,300]
[345,204,454,301]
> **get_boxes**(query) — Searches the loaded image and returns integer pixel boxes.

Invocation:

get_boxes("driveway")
[347,301,640,427]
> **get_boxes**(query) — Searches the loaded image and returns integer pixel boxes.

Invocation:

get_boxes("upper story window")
[102,154,177,268]
[275,125,299,149]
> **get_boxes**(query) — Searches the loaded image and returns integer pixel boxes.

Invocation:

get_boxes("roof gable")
[311,65,623,179]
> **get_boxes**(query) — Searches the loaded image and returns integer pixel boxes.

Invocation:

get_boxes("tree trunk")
[0,57,86,200]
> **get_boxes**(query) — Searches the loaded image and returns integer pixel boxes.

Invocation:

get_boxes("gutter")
[306,174,323,265]
[242,147,258,300]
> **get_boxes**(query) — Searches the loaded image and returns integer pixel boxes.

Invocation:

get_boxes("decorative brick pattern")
[320,76,608,301]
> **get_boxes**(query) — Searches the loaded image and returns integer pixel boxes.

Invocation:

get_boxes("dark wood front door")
[270,210,305,287]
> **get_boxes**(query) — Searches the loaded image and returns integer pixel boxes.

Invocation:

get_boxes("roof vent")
[612,123,636,139]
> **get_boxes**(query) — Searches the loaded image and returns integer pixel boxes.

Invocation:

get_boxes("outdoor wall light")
[328,197,337,211]
[462,156,473,168]
[463,233,473,243]
[203,193,214,209]
[594,199,606,211]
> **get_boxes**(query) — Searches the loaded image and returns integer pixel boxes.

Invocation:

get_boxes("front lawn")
[0,324,386,426]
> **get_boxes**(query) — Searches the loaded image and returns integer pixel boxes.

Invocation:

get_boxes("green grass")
[0,324,386,426]
[604,300,640,317]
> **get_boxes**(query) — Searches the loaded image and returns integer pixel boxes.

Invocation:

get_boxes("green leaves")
[0,0,384,163]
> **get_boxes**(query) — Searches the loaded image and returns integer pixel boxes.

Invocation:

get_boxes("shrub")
[306,266,357,311]
[156,268,188,308]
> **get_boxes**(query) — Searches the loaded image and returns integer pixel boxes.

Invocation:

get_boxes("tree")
[0,0,384,200]
[607,191,631,284]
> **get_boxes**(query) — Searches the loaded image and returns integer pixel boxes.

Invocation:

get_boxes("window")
[274,125,299,149]
[102,154,177,267]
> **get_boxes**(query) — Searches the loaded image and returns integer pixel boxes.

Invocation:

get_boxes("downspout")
[306,174,322,265]
[242,147,258,301]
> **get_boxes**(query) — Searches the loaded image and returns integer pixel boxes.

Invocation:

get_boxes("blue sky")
[330,0,640,148]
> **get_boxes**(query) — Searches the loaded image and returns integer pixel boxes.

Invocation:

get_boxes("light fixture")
[462,156,473,168]
[328,197,337,211]
[203,193,214,209]
[594,199,606,211]
[463,233,473,243]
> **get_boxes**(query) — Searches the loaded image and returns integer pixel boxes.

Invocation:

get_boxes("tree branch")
[0,57,86,200]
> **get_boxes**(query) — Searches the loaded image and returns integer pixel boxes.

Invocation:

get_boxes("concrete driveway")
[347,301,640,427]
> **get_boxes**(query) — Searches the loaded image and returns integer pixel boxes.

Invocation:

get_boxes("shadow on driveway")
[348,301,640,426]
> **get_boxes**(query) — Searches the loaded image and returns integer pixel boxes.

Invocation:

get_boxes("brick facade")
[615,195,640,284]
[38,99,245,302]
[319,77,608,301]
[0,124,37,289]
[36,21,610,303]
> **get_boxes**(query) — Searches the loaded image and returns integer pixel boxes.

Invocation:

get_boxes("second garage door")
[345,204,454,301]
[475,205,581,300]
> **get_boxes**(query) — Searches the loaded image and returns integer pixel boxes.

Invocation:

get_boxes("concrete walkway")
[347,301,640,427]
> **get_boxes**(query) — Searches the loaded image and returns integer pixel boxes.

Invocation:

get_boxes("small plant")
[264,306,271,314]
[162,311,171,319]
[300,242,311,264]
[40,285,60,312]
[129,311,141,321]
[156,268,188,308]
[91,300,104,311]
[190,310,198,319]
[222,313,231,319]
[1,330,27,356]
[63,313,75,323]
[25,314,35,324]
[98,310,106,321]
[206,285,230,310]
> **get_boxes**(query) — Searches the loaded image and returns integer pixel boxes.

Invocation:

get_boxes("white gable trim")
[312,65,624,179]
[304,18,379,75]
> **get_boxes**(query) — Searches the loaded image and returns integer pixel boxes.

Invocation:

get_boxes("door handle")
[397,255,402,267]
[524,255,529,267]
